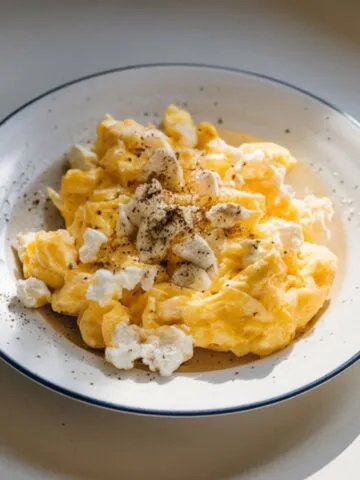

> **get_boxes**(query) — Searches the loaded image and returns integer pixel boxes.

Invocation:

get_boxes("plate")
[0,63,359,416]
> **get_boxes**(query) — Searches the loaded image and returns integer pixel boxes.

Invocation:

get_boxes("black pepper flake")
[217,117,224,125]
[284,128,291,134]
[199,86,204,91]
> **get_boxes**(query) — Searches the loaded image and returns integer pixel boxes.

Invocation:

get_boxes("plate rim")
[1,62,359,417]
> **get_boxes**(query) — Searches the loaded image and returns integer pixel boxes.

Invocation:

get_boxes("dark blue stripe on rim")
[1,63,359,417]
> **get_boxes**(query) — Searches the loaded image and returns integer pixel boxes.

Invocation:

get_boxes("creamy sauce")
[34,129,345,373]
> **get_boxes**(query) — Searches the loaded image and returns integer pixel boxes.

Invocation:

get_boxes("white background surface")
[1,0,359,478]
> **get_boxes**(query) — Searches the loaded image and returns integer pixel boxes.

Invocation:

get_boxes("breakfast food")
[15,105,338,376]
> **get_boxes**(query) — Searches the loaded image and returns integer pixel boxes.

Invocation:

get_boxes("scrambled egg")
[15,105,338,376]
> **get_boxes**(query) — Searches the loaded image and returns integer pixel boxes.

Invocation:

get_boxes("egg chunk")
[17,230,77,289]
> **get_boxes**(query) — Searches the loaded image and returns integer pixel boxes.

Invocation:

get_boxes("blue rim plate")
[0,63,359,416]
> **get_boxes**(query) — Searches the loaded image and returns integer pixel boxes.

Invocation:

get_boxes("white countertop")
[1,1,359,478]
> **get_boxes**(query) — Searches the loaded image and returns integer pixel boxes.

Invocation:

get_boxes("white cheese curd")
[206,202,255,229]
[130,181,194,263]
[191,169,220,197]
[293,195,334,242]
[172,234,218,276]
[105,323,194,376]
[140,265,158,291]
[86,266,155,305]
[141,326,194,376]
[17,277,51,308]
[136,207,184,263]
[117,203,136,237]
[116,266,146,290]
[141,147,184,191]
[179,205,196,229]
[172,263,212,291]
[86,269,120,306]
[68,144,97,171]
[142,129,172,150]
[136,220,170,263]
[16,231,37,256]
[79,228,108,263]
[105,323,143,370]
[125,179,165,227]
[258,218,304,250]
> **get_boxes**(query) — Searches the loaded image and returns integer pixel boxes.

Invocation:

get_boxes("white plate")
[0,64,359,416]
